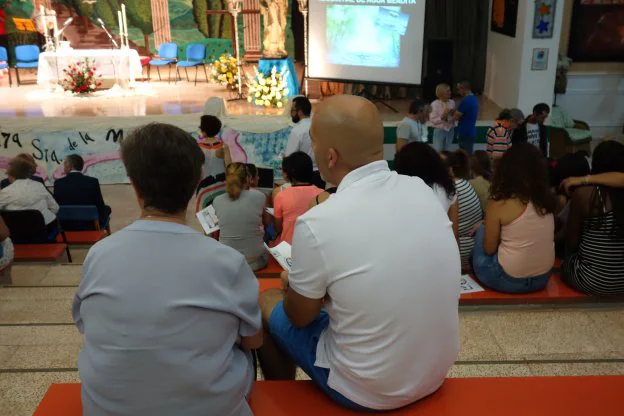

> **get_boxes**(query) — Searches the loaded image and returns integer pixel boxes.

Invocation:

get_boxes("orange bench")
[461,273,593,305]
[56,231,107,245]
[34,376,624,415]
[13,244,68,262]
[257,273,598,305]
[255,256,284,278]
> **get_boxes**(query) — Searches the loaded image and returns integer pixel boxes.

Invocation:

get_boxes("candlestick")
[121,4,129,48]
[39,5,46,38]
[52,16,59,49]
[117,11,124,48]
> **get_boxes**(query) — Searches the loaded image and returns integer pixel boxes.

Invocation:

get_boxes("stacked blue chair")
[14,45,40,86]
[176,44,208,86]
[0,47,12,87]
[148,43,178,83]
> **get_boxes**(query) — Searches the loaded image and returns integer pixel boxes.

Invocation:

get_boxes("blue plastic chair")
[148,43,178,83]
[14,45,40,86]
[0,47,12,87]
[57,205,111,233]
[176,44,208,85]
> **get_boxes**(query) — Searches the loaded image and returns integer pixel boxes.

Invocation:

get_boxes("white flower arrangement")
[246,65,290,108]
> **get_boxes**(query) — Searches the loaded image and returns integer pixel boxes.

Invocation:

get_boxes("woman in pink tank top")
[472,144,557,294]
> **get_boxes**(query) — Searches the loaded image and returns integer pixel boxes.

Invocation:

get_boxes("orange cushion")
[257,273,592,305]
[258,278,282,293]
[255,256,284,278]
[14,244,67,262]
[56,231,106,245]
[34,377,624,415]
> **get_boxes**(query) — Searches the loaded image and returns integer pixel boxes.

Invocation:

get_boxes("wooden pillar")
[243,0,262,62]
[150,0,172,50]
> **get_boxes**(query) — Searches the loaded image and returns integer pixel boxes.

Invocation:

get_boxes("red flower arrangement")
[60,58,103,94]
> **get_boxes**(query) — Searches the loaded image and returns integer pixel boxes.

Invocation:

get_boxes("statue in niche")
[259,0,288,58]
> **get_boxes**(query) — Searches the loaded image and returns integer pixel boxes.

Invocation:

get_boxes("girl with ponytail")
[213,163,271,271]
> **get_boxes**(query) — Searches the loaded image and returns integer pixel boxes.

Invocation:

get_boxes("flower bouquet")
[211,54,240,90]
[60,58,102,94]
[246,65,289,108]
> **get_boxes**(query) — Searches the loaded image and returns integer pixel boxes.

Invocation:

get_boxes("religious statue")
[259,0,288,59]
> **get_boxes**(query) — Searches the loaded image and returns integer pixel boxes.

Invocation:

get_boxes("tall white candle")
[39,5,46,37]
[121,4,128,48]
[52,15,59,48]
[117,11,124,48]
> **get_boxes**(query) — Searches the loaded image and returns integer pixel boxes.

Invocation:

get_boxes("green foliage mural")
[125,0,154,51]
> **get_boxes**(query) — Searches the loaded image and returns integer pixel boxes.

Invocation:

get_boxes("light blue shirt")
[73,220,260,416]
[396,117,428,144]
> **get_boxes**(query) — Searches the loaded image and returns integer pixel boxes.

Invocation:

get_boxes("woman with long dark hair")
[396,142,458,240]
[472,143,557,294]
[563,141,624,296]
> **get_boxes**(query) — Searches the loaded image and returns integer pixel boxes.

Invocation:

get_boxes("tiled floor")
[1,184,623,416]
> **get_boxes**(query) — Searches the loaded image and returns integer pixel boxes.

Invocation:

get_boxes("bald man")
[257,95,460,412]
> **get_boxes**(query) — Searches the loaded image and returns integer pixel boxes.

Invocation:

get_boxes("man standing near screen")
[453,81,479,155]
[285,97,324,189]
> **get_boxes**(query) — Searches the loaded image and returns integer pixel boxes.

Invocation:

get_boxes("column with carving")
[150,0,172,50]
[243,0,262,62]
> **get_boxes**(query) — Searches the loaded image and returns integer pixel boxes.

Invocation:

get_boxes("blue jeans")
[268,302,378,413]
[432,128,455,152]
[457,135,475,155]
[472,225,551,294]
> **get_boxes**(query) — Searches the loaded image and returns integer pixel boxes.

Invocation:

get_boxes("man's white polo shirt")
[289,160,460,410]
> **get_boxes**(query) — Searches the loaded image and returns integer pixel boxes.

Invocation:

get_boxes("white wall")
[485,0,563,114]
[556,73,624,139]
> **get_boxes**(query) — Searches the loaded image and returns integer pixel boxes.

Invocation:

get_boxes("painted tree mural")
[125,0,154,52]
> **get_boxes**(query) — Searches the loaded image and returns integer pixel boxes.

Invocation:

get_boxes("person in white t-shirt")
[395,98,429,152]
[512,103,550,157]
[257,95,460,412]
[284,96,325,189]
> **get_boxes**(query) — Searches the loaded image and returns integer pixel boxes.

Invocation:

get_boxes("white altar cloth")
[37,49,143,87]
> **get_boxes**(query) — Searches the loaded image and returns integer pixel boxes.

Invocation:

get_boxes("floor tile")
[0,300,73,324]
[8,266,50,286]
[458,312,506,361]
[448,363,532,378]
[0,326,81,347]
[3,345,80,370]
[39,265,82,286]
[485,309,621,360]
[0,372,80,416]
[527,362,624,377]
[0,346,18,366]
[0,287,75,301]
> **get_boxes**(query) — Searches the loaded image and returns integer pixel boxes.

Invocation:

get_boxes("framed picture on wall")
[569,0,624,62]
[491,0,519,37]
[531,48,549,71]
[533,0,557,39]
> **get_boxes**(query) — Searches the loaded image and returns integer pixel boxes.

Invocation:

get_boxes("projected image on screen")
[326,5,408,68]
[308,0,427,85]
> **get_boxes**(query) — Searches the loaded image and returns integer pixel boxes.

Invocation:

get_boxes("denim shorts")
[268,301,378,412]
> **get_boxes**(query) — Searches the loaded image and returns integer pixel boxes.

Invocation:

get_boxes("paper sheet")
[196,205,220,235]
[264,242,292,272]
[461,274,485,294]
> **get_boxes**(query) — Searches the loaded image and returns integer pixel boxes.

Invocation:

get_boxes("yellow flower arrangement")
[246,65,290,108]
[211,54,239,90]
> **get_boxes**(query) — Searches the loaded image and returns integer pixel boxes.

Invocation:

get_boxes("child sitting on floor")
[472,143,557,294]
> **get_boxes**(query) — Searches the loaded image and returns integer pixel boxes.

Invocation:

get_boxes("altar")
[37,49,143,88]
